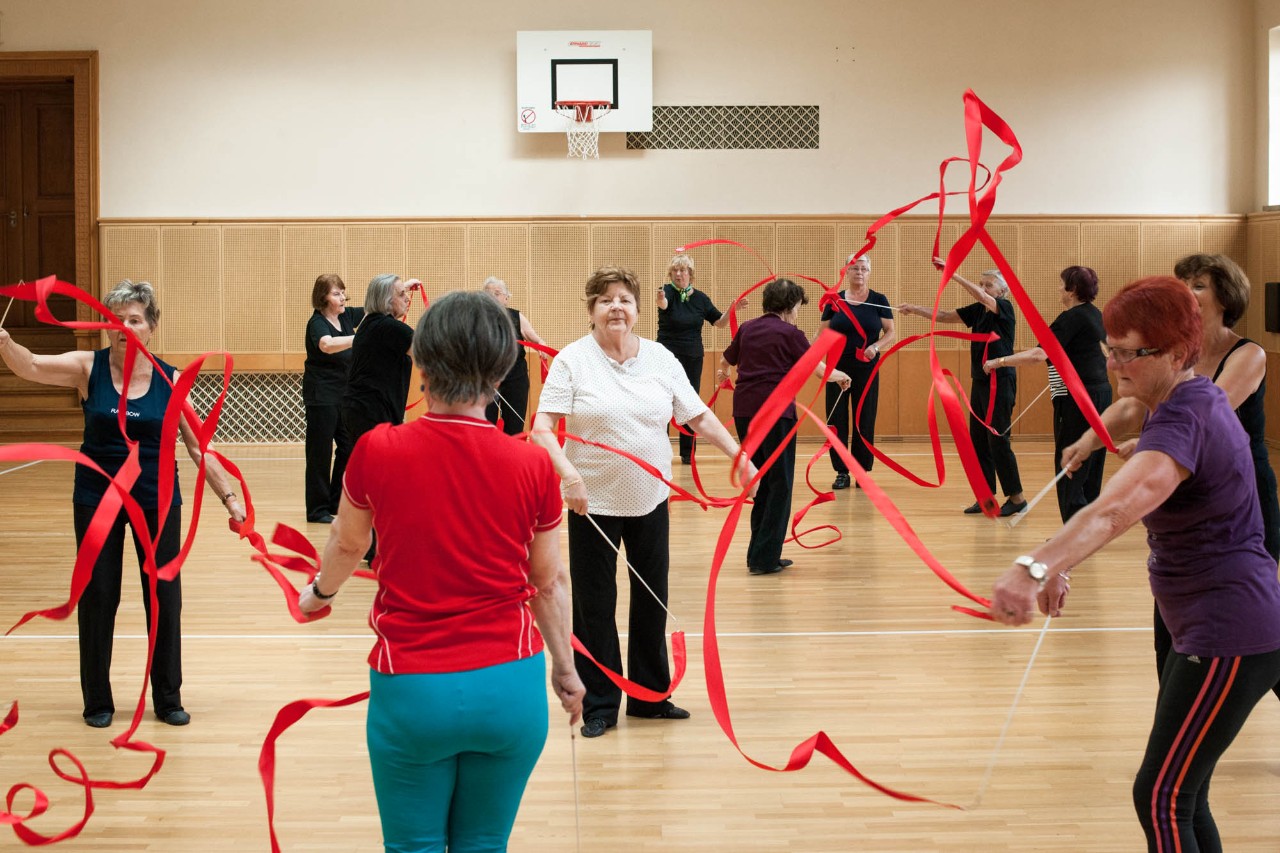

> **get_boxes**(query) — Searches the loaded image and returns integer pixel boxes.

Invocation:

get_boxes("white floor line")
[2,625,1150,641]
[0,459,43,476]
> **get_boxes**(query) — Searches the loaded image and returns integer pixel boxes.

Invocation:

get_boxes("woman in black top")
[820,254,895,490]
[983,266,1109,521]
[900,264,1026,516]
[480,276,551,435]
[303,274,365,523]
[342,273,415,562]
[656,254,733,464]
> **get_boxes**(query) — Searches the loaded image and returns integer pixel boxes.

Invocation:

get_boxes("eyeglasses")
[1101,343,1161,364]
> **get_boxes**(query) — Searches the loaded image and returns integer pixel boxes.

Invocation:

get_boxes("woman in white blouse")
[531,265,755,739]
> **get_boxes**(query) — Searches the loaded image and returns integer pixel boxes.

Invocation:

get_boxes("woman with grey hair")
[0,279,245,728]
[300,291,584,850]
[341,273,418,562]
[900,262,1026,516]
[480,275,551,435]
[656,253,734,464]
[818,253,895,490]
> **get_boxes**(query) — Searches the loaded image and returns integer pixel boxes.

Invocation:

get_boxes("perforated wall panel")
[711,223,774,351]
[160,226,222,353]
[1016,223,1080,348]
[1081,222,1141,307]
[100,225,161,348]
[345,225,406,309]
[1141,222,1200,277]
[223,226,283,352]
[283,226,342,353]
[526,225,588,346]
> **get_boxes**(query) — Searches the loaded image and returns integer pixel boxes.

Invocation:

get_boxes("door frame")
[0,52,97,348]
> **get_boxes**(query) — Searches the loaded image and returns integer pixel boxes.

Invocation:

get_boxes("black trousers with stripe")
[1134,643,1280,851]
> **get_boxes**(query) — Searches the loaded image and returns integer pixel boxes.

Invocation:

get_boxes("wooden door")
[0,81,75,338]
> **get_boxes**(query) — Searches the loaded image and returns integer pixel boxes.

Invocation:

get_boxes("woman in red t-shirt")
[300,290,584,851]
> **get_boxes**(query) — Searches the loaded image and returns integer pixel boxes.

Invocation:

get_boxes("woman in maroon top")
[717,278,849,575]
[994,278,1280,852]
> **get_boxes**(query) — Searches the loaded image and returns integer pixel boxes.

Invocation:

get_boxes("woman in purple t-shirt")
[990,277,1280,852]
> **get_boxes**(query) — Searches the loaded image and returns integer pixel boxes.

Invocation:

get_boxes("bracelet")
[999,357,1007,367]
[310,579,337,601]
[220,491,237,506]
[561,478,583,489]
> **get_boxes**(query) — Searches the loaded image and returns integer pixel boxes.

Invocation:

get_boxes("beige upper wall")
[0,0,1256,218]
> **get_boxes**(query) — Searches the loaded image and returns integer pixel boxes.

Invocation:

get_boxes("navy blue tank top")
[73,348,181,510]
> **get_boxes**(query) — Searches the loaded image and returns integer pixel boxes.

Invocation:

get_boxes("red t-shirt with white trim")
[343,414,563,674]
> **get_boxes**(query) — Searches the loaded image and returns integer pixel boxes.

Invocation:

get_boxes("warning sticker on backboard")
[518,107,537,131]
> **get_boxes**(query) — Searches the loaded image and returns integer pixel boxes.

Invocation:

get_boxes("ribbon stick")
[1004,467,1070,529]
[0,296,14,328]
[1001,384,1049,436]
[968,614,1053,808]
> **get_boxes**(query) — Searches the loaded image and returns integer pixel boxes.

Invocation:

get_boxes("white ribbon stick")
[1005,467,1071,529]
[584,513,677,624]
[969,613,1053,809]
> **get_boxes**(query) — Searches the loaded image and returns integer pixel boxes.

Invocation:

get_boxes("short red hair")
[1102,277,1201,369]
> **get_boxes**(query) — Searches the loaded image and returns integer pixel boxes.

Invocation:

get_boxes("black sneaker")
[963,502,983,514]
[749,564,785,575]
[580,718,614,738]
[832,472,851,490]
[999,499,1028,518]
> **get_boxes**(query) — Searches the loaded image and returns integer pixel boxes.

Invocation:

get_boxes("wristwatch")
[1014,555,1049,589]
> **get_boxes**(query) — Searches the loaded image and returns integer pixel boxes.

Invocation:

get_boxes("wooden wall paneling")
[527,224,588,349]
[653,222,713,295]
[1200,220,1246,266]
[775,222,835,340]
[1139,221,1199,278]
[405,224,466,330]
[222,226,282,353]
[898,222,960,351]
[282,226,342,353]
[99,224,161,349]
[468,223,528,316]
[711,223,775,351]
[1249,220,1280,353]
[1015,222,1079,349]
[1080,221,1141,307]
[159,225,221,355]
[965,222,1020,288]
[344,224,406,308]
[1012,361,1052,436]
[870,349,900,438]
[894,348,963,439]
[590,223,653,339]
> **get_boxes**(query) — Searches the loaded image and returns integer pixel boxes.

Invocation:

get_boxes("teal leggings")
[367,654,549,852]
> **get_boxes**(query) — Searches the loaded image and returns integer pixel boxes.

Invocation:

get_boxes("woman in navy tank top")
[0,280,245,728]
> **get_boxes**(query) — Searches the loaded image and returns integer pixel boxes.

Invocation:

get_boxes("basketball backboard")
[516,30,653,133]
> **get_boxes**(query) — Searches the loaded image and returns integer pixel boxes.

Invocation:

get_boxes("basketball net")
[557,102,610,160]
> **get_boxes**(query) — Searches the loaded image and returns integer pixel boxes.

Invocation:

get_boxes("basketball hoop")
[554,100,611,159]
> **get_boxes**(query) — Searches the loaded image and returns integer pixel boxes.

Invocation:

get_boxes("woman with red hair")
[991,277,1280,852]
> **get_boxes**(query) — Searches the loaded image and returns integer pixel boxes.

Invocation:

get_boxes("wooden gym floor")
[1,440,1278,852]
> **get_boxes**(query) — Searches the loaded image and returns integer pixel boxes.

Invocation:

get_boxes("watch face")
[1028,562,1048,581]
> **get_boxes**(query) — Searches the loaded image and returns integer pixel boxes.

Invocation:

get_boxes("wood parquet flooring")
[1,440,1278,851]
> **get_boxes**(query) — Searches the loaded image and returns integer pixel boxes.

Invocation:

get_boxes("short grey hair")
[364,273,402,315]
[412,291,517,405]
[481,276,510,297]
[846,253,871,270]
[981,269,1008,298]
[102,279,160,328]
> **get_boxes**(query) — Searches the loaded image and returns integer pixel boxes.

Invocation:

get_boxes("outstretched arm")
[0,328,92,396]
